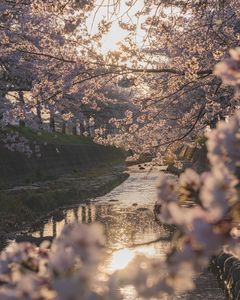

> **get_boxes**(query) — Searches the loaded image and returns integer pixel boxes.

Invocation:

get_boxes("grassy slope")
[0,167,128,234]
[9,125,94,145]
[0,126,128,235]
[0,126,126,186]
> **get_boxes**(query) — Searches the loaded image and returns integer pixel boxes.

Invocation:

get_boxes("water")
[22,172,226,299]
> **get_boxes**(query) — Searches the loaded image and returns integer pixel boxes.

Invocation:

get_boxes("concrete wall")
[186,145,209,173]
[0,143,126,188]
[211,253,240,299]
[167,144,208,175]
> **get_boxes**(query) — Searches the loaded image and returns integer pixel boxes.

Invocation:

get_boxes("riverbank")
[0,126,127,188]
[0,164,129,245]
[0,126,129,241]
[9,171,225,300]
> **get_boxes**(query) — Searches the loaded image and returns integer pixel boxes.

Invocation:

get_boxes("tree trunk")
[72,124,77,135]
[50,113,55,132]
[86,118,91,135]
[79,122,85,136]
[62,122,66,134]
[36,101,43,129]
[19,91,26,126]
[19,119,25,127]
[209,117,218,129]
[19,91,24,103]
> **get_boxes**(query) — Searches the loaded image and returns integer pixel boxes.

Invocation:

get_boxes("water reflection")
[32,192,172,250]
[29,172,224,300]
[109,249,135,271]
[29,173,174,299]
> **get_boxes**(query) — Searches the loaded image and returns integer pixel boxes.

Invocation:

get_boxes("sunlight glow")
[107,245,162,273]
[109,249,135,270]
[101,25,127,54]
[87,0,145,54]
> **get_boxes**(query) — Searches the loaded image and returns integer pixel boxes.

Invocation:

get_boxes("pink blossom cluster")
[1,131,41,158]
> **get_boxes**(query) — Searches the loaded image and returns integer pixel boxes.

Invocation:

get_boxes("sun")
[87,0,145,55]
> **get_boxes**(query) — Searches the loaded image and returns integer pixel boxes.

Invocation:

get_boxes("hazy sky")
[87,0,145,54]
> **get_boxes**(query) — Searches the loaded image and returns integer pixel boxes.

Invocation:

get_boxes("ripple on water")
[27,172,225,299]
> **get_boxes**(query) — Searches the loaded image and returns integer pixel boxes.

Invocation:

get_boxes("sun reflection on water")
[25,173,174,300]
[109,249,135,271]
[105,244,163,273]
[103,245,164,300]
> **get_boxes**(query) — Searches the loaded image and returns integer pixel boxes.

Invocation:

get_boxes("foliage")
[0,0,240,159]
[93,0,240,159]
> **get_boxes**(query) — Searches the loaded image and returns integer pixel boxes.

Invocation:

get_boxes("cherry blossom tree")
[1,1,240,299]
[2,0,240,159]
[91,0,240,160]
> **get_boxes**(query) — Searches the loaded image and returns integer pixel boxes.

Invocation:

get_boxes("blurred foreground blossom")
[215,48,240,85]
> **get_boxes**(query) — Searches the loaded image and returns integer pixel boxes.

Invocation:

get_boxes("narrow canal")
[10,171,226,299]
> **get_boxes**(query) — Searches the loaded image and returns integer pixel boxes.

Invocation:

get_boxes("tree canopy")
[0,0,239,158]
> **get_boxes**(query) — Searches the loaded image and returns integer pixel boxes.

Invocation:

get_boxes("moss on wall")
[0,144,126,188]
[0,128,126,188]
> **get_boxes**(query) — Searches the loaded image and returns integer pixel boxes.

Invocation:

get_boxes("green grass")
[0,168,129,232]
[8,125,94,145]
[0,125,128,232]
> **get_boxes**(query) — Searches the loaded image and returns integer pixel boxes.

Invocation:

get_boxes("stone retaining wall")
[211,253,240,299]
[167,144,208,175]
[0,143,126,188]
